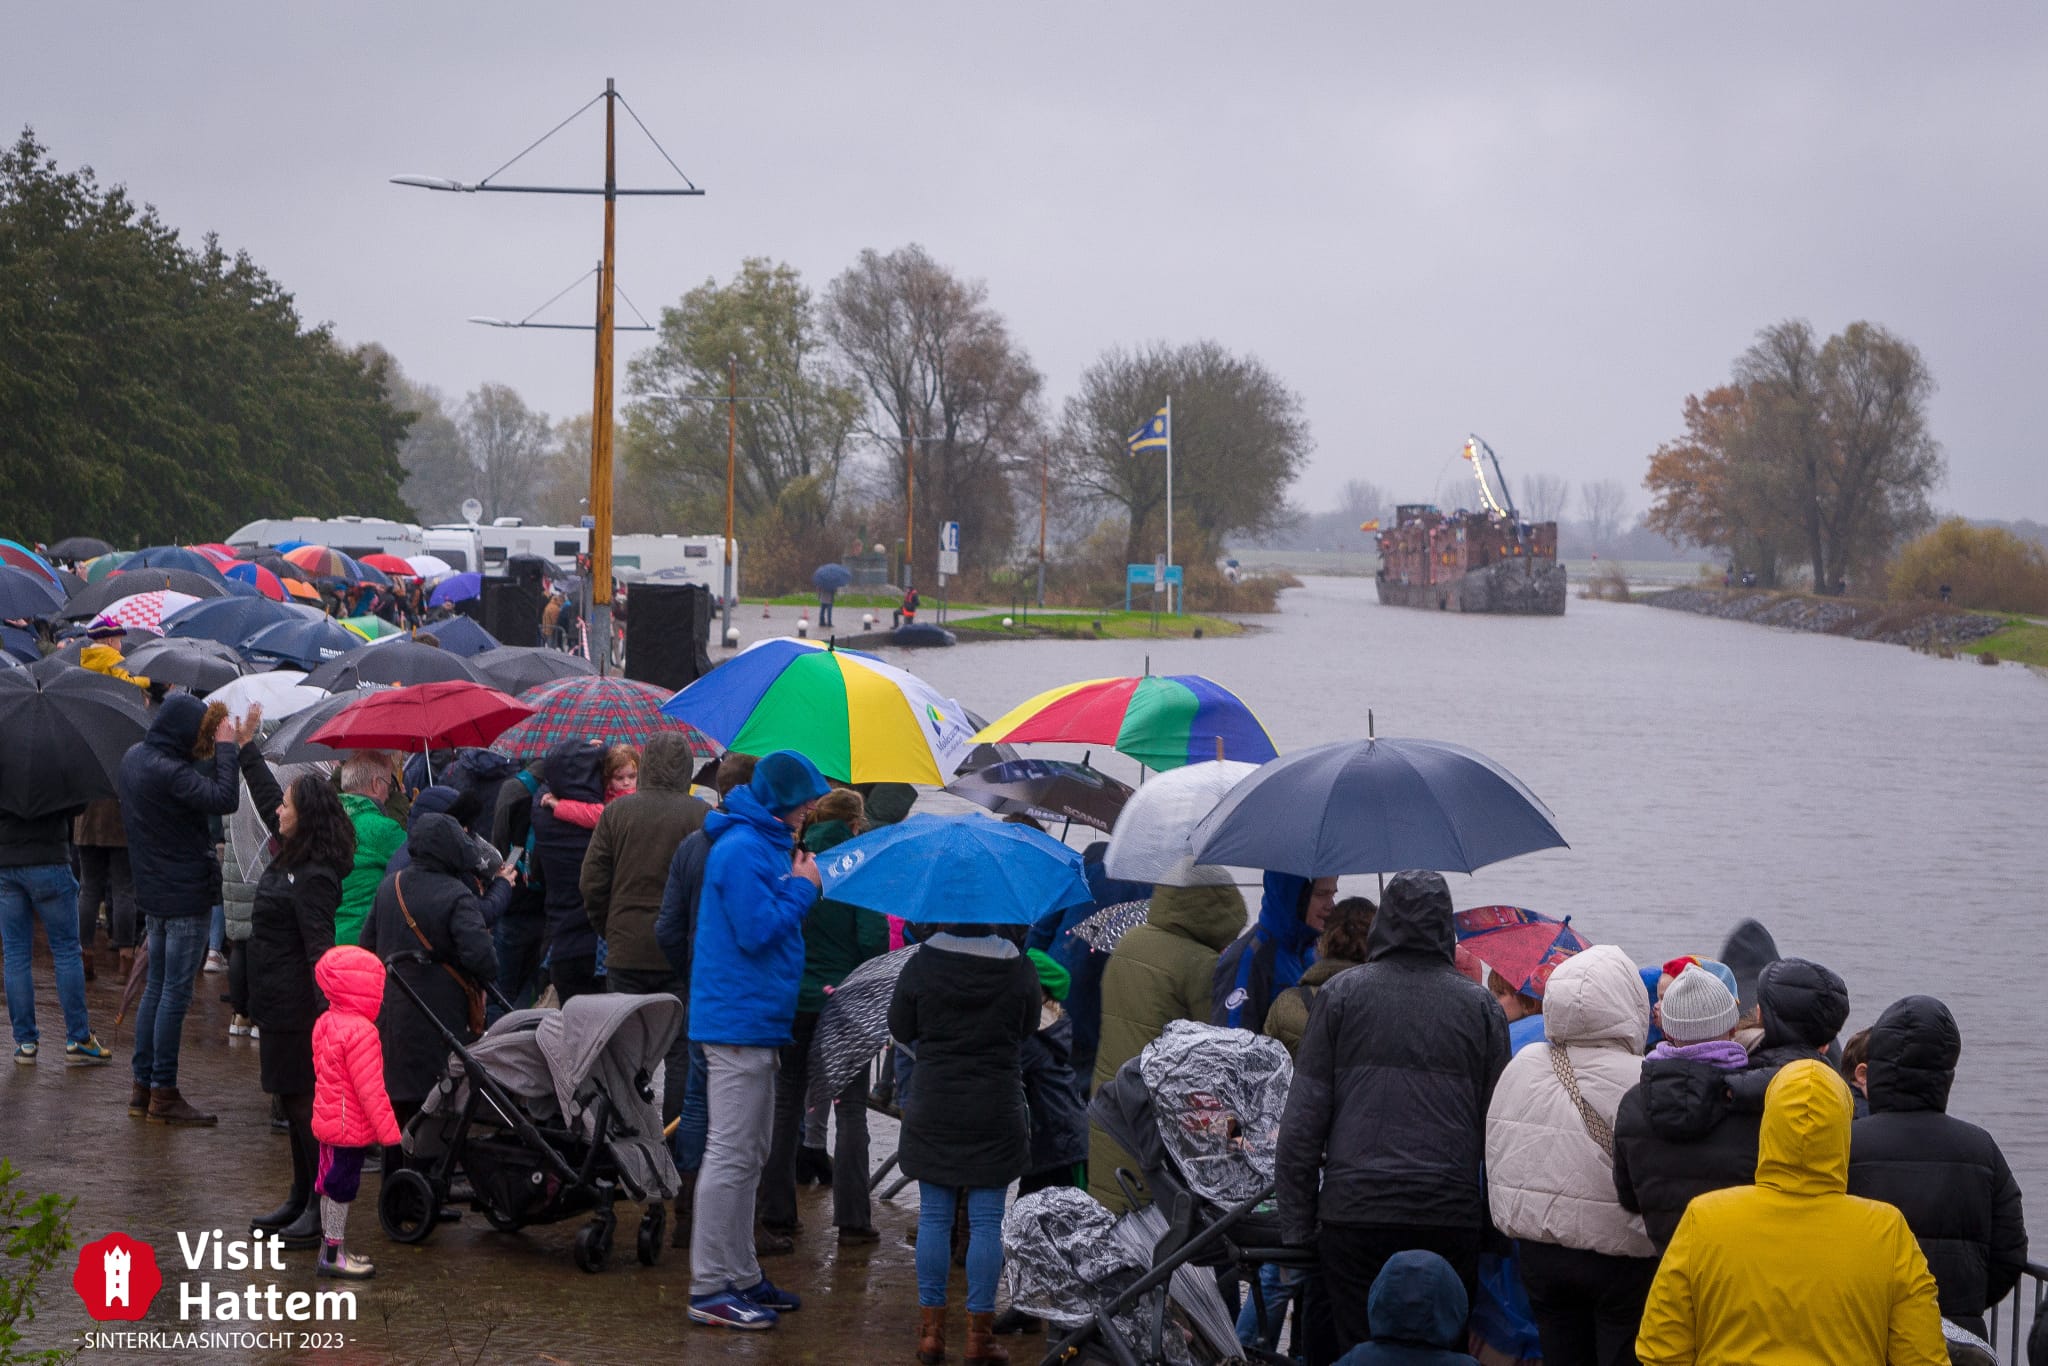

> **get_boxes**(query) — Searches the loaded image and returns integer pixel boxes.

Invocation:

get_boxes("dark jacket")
[1611,1051,1766,1250]
[1274,870,1509,1244]
[1027,850,1149,1085]
[1335,1250,1481,1366]
[0,809,77,868]
[1210,872,1314,1031]
[1847,995,2028,1333]
[362,814,502,1106]
[246,863,343,1038]
[580,735,708,973]
[1020,1008,1090,1175]
[888,935,1041,1190]
[117,693,241,917]
[529,741,604,962]
[655,828,709,983]
[795,819,890,1013]
[1755,956,1850,1053]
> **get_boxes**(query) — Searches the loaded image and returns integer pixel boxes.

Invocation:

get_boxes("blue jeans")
[131,916,209,1088]
[917,1183,1006,1312]
[1235,1262,1306,1350]
[671,1043,709,1172]
[208,904,225,954]
[0,864,92,1047]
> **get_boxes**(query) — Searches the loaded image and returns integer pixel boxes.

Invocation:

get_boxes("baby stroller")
[377,951,683,1273]
[1006,1020,1309,1365]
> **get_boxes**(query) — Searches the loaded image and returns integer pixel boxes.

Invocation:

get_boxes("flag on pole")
[1359,519,1381,532]
[1127,406,1169,456]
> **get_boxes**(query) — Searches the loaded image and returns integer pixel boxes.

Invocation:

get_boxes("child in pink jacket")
[538,743,640,828]
[311,944,402,1280]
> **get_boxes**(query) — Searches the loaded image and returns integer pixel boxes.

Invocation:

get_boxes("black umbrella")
[953,707,1019,777]
[120,637,247,694]
[241,617,363,670]
[0,657,151,818]
[803,945,920,1127]
[162,595,313,649]
[417,615,500,657]
[943,757,1135,835]
[0,565,63,621]
[468,645,597,695]
[304,640,483,692]
[261,688,375,763]
[61,568,229,620]
[252,553,316,585]
[48,537,115,561]
[812,563,853,591]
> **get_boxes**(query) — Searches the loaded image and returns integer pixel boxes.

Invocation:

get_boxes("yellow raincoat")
[80,643,149,690]
[1637,1058,1946,1366]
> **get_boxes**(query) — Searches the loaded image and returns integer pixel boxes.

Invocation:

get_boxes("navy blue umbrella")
[1188,736,1567,876]
[124,545,228,579]
[163,595,312,648]
[1,624,40,664]
[420,615,499,657]
[241,616,364,670]
[819,813,1091,925]
[812,563,853,591]
[0,565,63,621]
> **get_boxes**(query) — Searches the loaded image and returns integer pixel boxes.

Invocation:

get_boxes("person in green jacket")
[333,754,407,947]
[1088,880,1247,1210]
[759,788,891,1245]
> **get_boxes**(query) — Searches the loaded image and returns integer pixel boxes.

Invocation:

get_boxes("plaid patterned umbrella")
[491,674,718,761]
[90,590,201,636]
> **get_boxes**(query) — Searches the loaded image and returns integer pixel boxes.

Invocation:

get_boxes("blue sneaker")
[688,1289,778,1330]
[66,1035,114,1066]
[738,1276,801,1312]
[12,1042,35,1065]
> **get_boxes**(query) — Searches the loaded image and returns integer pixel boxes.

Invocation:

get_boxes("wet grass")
[1963,618,2048,667]
[948,610,1244,640]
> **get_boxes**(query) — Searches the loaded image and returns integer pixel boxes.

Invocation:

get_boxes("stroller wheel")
[636,1205,665,1266]
[573,1216,614,1274]
[378,1169,438,1245]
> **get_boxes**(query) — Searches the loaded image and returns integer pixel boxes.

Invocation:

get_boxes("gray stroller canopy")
[1138,1019,1292,1208]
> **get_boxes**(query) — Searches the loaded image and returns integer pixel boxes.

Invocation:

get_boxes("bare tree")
[460,382,553,523]
[1579,478,1631,550]
[1520,472,1570,524]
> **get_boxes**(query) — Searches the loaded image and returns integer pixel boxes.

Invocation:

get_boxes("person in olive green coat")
[1262,897,1376,1058]
[1087,881,1247,1209]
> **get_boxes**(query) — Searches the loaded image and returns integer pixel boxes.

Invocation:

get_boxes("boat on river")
[1374,436,1566,615]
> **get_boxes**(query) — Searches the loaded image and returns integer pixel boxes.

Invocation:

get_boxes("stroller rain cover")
[1138,1019,1292,1207]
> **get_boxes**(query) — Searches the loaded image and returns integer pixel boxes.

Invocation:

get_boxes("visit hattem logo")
[73,1231,163,1321]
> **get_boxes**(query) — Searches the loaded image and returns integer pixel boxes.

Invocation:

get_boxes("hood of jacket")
[1865,994,1958,1114]
[1757,957,1850,1052]
[1719,916,1781,1013]
[1640,1054,1740,1140]
[146,691,208,756]
[1298,955,1361,990]
[704,783,795,849]
[405,811,475,877]
[1254,870,1317,967]
[1146,882,1246,953]
[1755,1057,1851,1197]
[314,943,386,1019]
[1366,1249,1468,1349]
[407,785,462,827]
[1542,943,1649,1052]
[1367,870,1454,963]
[802,818,856,854]
[542,739,605,802]
[639,731,697,793]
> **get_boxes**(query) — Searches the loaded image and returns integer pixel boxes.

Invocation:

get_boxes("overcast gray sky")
[10,4,2045,523]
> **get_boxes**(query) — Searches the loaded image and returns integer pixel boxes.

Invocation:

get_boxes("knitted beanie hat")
[1661,963,1741,1044]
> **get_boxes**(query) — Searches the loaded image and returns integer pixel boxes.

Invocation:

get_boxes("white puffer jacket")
[1485,943,1656,1258]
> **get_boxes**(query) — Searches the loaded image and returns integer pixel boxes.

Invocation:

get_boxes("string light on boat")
[1463,437,1510,519]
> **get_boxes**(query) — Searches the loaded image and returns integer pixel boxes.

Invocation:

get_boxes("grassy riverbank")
[1962,617,2048,667]
[947,610,1244,640]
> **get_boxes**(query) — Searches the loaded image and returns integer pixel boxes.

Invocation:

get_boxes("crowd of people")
[2,638,2042,1363]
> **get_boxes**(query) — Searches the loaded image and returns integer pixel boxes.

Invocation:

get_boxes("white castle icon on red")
[102,1246,130,1307]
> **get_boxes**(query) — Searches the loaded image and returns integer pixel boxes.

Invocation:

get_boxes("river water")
[879,575,2048,1201]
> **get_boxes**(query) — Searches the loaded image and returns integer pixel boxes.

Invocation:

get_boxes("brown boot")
[917,1305,946,1364]
[964,1311,1008,1364]
[127,1083,152,1117]
[146,1088,218,1126]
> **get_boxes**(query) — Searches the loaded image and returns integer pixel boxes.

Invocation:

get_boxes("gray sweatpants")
[689,1044,778,1297]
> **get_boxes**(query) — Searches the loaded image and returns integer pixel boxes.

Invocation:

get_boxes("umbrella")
[953,707,1020,777]
[222,560,287,601]
[428,573,483,607]
[1453,906,1591,999]
[340,614,404,641]
[208,669,328,724]
[661,636,975,784]
[240,617,363,670]
[61,568,227,620]
[81,552,133,582]
[189,543,239,565]
[352,562,394,588]
[118,637,246,694]
[309,679,533,753]
[1,625,39,665]
[974,674,1278,771]
[88,589,202,636]
[469,645,595,694]
[0,540,62,592]
[283,545,363,581]
[0,657,151,817]
[162,594,312,648]
[0,565,63,620]
[406,554,456,579]
[1065,898,1153,954]
[943,757,1134,834]
[304,640,483,691]
[492,674,718,762]
[1188,736,1568,876]
[803,944,919,1129]
[252,552,315,583]
[123,545,228,579]
[262,688,385,763]
[47,537,114,562]
[812,563,853,591]
[417,615,499,657]
[358,553,418,578]
[1102,759,1257,887]
[817,813,1092,926]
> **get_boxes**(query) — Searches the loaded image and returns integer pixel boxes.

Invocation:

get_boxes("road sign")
[1153,554,1168,594]
[938,521,960,577]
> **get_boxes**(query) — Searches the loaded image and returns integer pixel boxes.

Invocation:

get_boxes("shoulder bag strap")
[1548,1044,1615,1160]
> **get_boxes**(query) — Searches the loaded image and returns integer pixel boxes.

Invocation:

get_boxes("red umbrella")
[223,561,286,601]
[358,552,419,578]
[190,543,239,565]
[309,680,534,752]
[1452,905,1592,998]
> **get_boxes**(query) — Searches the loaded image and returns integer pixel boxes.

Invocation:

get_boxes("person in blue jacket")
[685,750,829,1333]
[1335,1250,1480,1366]
[1211,872,1336,1032]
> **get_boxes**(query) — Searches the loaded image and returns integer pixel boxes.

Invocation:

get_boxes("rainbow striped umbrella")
[661,637,975,784]
[973,675,1276,772]
[283,544,365,581]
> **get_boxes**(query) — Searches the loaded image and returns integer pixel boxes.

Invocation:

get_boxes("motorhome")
[614,534,739,598]
[226,517,425,560]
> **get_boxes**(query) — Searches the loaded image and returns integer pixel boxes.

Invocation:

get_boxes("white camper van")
[613,534,739,600]
[226,517,425,560]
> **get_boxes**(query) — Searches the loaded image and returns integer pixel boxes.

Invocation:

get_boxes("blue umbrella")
[428,573,482,607]
[163,595,312,649]
[1,625,40,664]
[420,614,499,657]
[1188,736,1567,876]
[0,565,63,620]
[818,813,1091,925]
[240,616,363,670]
[124,546,227,579]
[812,563,853,592]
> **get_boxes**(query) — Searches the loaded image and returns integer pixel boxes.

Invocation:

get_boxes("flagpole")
[1165,393,1174,614]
